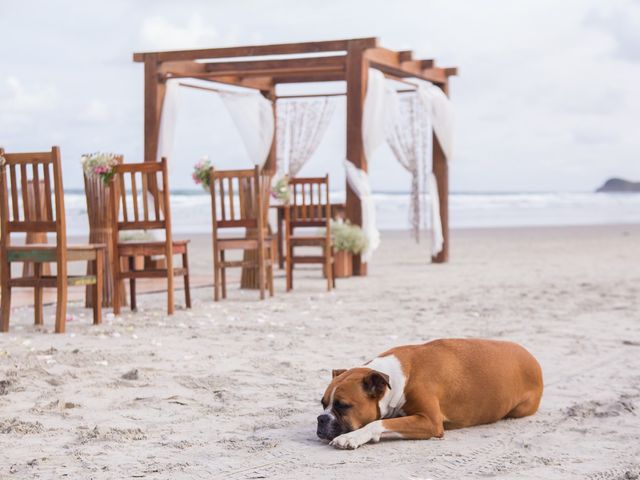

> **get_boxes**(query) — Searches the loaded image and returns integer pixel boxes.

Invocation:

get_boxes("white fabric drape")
[362,69,397,161]
[276,97,336,177]
[428,172,444,255]
[346,68,396,262]
[416,81,454,255]
[344,160,380,262]
[157,79,179,161]
[417,82,454,161]
[219,90,274,167]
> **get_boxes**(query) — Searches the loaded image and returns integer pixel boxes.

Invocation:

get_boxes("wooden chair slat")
[43,163,53,221]
[9,164,19,221]
[238,177,246,219]
[219,177,226,220]
[141,172,149,221]
[20,164,30,221]
[228,176,235,220]
[131,172,139,221]
[119,172,128,222]
[4,152,54,164]
[152,173,160,221]
[32,165,42,220]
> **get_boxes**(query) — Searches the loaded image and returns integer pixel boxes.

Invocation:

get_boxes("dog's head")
[317,367,391,441]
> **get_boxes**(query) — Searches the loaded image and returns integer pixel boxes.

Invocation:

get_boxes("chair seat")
[217,236,274,250]
[9,274,98,288]
[6,243,105,262]
[117,240,189,256]
[289,235,331,247]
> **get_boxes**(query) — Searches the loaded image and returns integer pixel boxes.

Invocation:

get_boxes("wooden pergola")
[133,38,457,274]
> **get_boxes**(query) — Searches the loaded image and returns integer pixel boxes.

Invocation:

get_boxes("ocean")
[62,191,640,235]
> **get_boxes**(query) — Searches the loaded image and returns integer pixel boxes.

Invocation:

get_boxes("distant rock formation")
[596,178,640,193]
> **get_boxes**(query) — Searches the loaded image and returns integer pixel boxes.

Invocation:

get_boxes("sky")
[1,0,639,192]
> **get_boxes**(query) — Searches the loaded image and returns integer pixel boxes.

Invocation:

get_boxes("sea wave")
[62,191,640,235]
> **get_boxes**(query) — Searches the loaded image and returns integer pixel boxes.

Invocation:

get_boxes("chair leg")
[269,243,275,297]
[213,248,220,302]
[112,255,122,315]
[332,258,336,289]
[220,250,227,299]
[325,254,332,292]
[166,252,175,315]
[286,245,293,292]
[128,256,137,311]
[182,249,191,309]
[268,260,274,298]
[34,262,43,326]
[258,245,266,301]
[93,251,103,325]
[55,261,68,334]
[1,262,12,333]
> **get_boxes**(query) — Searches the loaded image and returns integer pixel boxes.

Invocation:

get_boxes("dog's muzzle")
[317,413,348,441]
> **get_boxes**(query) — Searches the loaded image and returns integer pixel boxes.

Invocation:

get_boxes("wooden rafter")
[203,55,346,77]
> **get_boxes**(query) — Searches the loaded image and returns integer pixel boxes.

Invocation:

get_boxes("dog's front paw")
[330,431,369,450]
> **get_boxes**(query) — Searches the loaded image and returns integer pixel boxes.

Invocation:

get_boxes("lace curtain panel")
[385,93,432,243]
[276,97,336,177]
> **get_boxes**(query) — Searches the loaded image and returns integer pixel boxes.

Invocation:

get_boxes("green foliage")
[331,220,367,254]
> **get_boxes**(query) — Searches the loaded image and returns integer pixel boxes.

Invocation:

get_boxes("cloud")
[1,77,59,114]
[78,99,111,124]
[585,2,640,62]
[139,14,236,51]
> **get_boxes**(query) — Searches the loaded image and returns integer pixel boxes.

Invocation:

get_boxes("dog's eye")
[333,401,351,411]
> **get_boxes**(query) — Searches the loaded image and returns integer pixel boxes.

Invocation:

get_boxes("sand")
[1,225,639,479]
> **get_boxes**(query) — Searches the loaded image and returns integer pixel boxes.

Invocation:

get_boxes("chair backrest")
[109,158,171,239]
[288,175,330,229]
[0,146,66,248]
[209,166,270,236]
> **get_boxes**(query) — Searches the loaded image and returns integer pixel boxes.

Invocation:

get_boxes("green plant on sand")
[331,220,367,254]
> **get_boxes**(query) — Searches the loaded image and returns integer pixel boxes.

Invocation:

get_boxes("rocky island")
[596,178,640,193]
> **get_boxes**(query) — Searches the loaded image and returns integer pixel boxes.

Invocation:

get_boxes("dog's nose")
[317,414,330,426]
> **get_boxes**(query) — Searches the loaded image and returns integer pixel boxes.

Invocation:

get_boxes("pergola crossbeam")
[133,37,378,63]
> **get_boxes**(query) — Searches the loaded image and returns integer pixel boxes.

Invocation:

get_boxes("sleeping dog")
[318,338,543,449]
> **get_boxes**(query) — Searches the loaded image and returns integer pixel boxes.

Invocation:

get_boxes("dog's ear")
[332,369,347,379]
[362,370,391,399]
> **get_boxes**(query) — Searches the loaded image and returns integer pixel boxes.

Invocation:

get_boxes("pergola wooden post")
[133,38,457,277]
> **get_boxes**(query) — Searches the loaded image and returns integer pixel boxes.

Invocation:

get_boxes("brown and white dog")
[318,338,543,449]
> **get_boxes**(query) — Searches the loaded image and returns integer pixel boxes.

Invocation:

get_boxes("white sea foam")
[61,191,640,235]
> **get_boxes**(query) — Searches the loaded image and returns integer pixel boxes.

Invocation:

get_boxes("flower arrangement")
[81,152,120,185]
[271,175,291,204]
[331,220,367,254]
[192,157,212,191]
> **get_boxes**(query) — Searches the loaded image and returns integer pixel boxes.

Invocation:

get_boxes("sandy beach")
[1,225,639,479]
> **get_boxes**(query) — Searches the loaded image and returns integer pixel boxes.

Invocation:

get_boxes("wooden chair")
[210,166,274,301]
[109,158,190,315]
[0,147,105,333]
[285,175,335,292]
